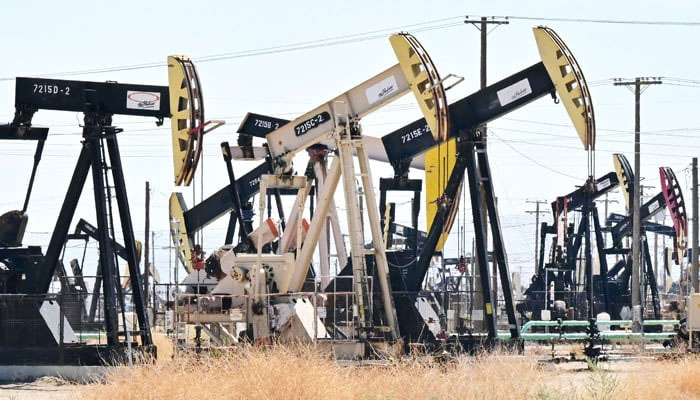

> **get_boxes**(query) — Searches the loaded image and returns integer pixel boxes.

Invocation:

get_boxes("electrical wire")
[490,126,700,150]
[489,132,700,160]
[488,146,538,260]
[502,117,700,137]
[488,128,584,180]
[3,14,700,82]
[0,17,465,82]
[500,15,700,26]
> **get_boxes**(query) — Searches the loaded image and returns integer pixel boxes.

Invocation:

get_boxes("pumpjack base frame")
[0,344,156,366]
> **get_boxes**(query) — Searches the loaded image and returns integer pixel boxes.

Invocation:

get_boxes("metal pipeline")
[498,319,679,341]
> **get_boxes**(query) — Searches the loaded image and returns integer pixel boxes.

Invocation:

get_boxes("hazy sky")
[1,1,699,285]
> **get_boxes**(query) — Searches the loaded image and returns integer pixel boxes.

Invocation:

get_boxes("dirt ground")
[0,377,77,400]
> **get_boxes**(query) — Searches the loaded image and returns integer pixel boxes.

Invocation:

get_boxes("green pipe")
[520,319,679,334]
[500,319,679,342]
[76,332,104,340]
[498,332,675,341]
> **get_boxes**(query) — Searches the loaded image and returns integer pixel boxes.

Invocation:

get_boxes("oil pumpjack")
[0,56,208,365]
[170,32,451,355]
[170,27,605,353]
[521,154,687,323]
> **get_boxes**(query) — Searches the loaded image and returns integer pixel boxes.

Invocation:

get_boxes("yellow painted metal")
[425,139,460,251]
[169,193,193,273]
[168,55,191,185]
[613,153,632,209]
[168,55,205,186]
[123,240,143,289]
[390,33,449,142]
[391,32,455,247]
[533,27,595,150]
[135,240,142,264]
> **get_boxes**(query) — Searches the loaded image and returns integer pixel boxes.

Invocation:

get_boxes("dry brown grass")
[151,332,173,363]
[615,358,700,399]
[78,345,700,400]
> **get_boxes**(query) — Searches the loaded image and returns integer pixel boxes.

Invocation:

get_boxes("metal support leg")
[415,146,469,288]
[22,139,45,214]
[643,237,661,319]
[356,140,400,341]
[222,143,255,250]
[106,135,153,346]
[87,133,119,346]
[379,185,387,234]
[537,224,549,275]
[312,160,332,289]
[475,142,520,339]
[591,206,611,315]
[317,157,349,270]
[582,198,594,319]
[412,189,420,260]
[225,212,237,245]
[464,141,497,339]
[252,178,271,341]
[33,145,92,293]
[328,201,348,270]
[293,158,341,290]
[279,181,313,253]
[337,135,370,334]
[265,156,287,231]
[568,220,586,270]
[88,268,102,323]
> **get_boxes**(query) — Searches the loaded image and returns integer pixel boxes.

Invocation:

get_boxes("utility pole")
[144,181,150,308]
[526,200,548,271]
[614,77,662,332]
[464,15,509,327]
[151,230,156,309]
[464,16,509,143]
[463,16,510,89]
[693,157,698,293]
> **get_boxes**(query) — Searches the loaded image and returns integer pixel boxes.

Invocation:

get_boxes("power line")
[490,126,700,149]
[663,77,700,83]
[502,117,700,136]
[500,15,700,26]
[2,14,700,83]
[662,82,700,88]
[490,135,697,160]
[0,17,465,82]
[489,129,584,180]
